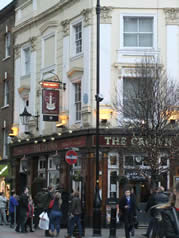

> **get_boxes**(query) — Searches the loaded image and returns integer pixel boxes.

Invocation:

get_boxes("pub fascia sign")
[103,136,172,147]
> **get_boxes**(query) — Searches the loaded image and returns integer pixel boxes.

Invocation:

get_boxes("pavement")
[0,224,147,238]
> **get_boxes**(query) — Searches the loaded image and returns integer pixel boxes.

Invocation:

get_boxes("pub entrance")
[130,181,151,226]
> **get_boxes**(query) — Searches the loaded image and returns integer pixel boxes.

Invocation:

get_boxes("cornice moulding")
[13,0,80,34]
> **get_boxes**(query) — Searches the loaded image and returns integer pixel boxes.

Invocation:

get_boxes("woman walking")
[49,192,62,237]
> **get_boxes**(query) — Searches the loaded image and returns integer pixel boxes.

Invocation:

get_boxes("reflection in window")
[110,156,117,166]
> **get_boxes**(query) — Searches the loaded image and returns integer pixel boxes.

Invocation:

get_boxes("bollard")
[109,206,116,238]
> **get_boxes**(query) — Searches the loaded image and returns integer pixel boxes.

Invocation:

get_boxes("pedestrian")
[34,185,55,237]
[66,191,82,238]
[151,182,179,238]
[49,192,62,237]
[143,186,169,237]
[9,191,18,228]
[25,194,34,232]
[15,187,29,233]
[0,192,8,225]
[119,186,137,238]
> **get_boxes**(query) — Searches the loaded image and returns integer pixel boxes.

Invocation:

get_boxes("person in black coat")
[15,187,29,233]
[144,186,169,237]
[119,186,137,238]
[151,183,179,238]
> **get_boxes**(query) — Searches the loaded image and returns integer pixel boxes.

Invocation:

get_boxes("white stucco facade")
[13,0,179,138]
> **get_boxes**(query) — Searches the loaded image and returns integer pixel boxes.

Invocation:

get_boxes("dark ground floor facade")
[4,128,179,226]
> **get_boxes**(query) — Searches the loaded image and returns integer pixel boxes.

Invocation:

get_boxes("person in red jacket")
[25,195,34,232]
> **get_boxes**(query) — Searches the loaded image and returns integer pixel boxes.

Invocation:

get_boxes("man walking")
[0,192,8,225]
[15,187,29,233]
[66,191,82,238]
[119,187,137,238]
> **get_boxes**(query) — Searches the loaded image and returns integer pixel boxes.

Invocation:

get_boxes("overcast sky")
[0,0,13,10]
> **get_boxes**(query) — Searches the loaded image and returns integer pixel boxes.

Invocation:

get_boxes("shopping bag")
[39,212,49,230]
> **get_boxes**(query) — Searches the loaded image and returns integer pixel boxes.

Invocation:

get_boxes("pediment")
[39,21,58,34]
[67,67,83,78]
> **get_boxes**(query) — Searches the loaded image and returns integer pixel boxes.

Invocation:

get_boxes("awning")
[0,165,8,177]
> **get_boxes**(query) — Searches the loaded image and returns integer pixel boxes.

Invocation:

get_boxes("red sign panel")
[42,89,59,115]
[65,150,78,165]
[41,81,60,89]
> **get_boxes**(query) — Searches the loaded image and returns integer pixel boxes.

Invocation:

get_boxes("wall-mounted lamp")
[56,114,69,128]
[20,155,28,173]
[19,107,39,132]
[9,126,19,137]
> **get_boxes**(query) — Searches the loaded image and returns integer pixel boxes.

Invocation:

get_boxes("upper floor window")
[74,82,81,121]
[5,32,11,58]
[3,128,8,158]
[72,21,82,56]
[22,47,31,76]
[123,16,153,47]
[3,80,9,106]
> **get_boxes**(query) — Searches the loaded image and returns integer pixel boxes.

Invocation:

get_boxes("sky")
[0,0,13,10]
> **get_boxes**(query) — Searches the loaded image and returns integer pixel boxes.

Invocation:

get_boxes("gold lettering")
[112,137,120,145]
[138,137,145,146]
[131,137,138,145]
[121,137,127,146]
[104,136,112,145]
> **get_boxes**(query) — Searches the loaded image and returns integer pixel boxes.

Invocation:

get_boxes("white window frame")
[107,153,119,198]
[70,19,83,58]
[74,82,81,121]
[21,45,31,76]
[5,32,11,58]
[120,13,157,50]
[3,80,9,106]
[41,32,56,70]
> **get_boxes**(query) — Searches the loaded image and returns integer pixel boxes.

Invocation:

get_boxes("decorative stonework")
[100,6,112,24]
[61,19,70,36]
[81,8,92,26]
[14,44,21,59]
[39,21,58,34]
[164,8,179,24]
[30,37,37,51]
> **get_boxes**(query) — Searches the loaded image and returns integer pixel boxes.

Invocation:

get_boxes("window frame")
[71,19,83,58]
[120,13,157,50]
[5,32,11,58]
[74,82,81,121]
[3,80,9,106]
[3,128,8,158]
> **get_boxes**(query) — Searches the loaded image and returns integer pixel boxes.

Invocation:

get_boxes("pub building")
[10,128,178,226]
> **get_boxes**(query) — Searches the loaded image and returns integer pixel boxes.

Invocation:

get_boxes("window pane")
[125,156,134,166]
[139,18,153,32]
[74,22,82,54]
[109,156,117,166]
[124,17,137,32]
[139,34,153,47]
[124,34,138,47]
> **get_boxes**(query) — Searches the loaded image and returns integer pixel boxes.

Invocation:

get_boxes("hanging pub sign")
[42,89,59,121]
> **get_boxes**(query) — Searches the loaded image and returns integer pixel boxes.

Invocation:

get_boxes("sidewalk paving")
[0,224,147,238]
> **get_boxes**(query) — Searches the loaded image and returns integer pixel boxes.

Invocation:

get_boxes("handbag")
[49,199,55,209]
